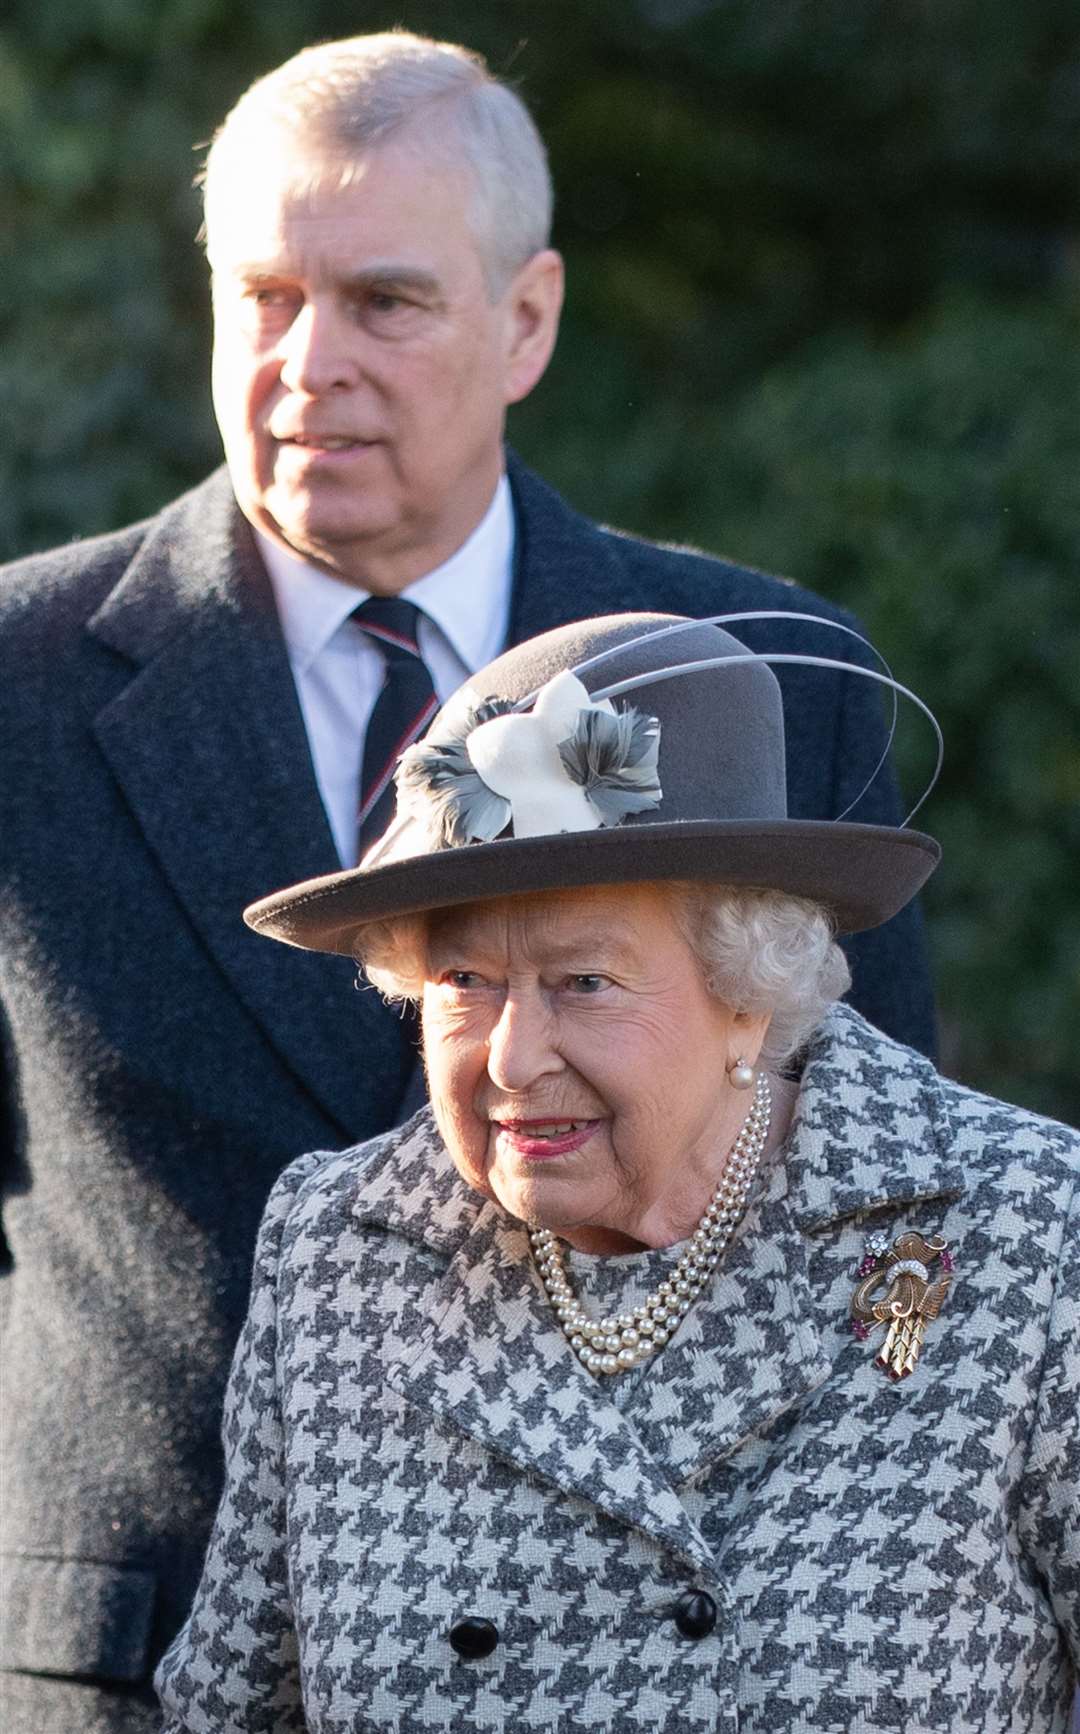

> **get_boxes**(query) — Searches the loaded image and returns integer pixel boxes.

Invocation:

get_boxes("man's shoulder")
[0,470,236,635]
[0,516,153,619]
[595,519,856,627]
[508,456,856,631]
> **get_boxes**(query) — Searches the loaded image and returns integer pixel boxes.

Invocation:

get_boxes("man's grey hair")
[355,884,851,1069]
[201,30,553,298]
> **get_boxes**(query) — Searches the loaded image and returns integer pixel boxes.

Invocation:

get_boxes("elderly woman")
[157,615,1078,1733]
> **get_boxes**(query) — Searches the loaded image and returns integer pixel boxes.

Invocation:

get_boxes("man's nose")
[278,300,358,396]
[486,992,563,1094]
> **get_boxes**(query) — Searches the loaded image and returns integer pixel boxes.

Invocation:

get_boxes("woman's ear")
[727,1007,773,1074]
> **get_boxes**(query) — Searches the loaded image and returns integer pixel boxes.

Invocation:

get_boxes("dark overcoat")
[0,459,933,1731]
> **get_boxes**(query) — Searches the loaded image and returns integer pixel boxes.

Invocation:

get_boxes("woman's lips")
[494,1119,601,1161]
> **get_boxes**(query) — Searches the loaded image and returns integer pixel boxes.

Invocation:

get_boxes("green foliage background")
[2,0,1078,1120]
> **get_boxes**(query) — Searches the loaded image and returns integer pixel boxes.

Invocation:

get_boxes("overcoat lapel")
[85,470,412,1136]
[385,1204,716,1574]
[506,457,638,643]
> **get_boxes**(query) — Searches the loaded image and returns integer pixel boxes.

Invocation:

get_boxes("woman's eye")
[566,974,609,995]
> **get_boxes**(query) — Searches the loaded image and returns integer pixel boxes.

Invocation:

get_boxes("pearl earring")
[728,1056,755,1090]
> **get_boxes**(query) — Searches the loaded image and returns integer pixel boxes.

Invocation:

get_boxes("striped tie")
[354,597,440,855]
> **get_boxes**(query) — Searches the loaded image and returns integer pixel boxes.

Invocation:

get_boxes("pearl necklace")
[529,1073,772,1377]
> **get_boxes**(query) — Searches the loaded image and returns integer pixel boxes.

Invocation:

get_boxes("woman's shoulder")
[266,1106,433,1215]
[937,1070,1079,1169]
[826,1005,1077,1153]
[261,1105,473,1265]
[934,1072,1079,1266]
[816,1006,1079,1221]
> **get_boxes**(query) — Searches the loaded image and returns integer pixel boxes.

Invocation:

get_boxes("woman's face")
[421,884,770,1253]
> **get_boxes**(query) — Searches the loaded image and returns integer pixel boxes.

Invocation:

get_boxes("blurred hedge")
[2,0,1078,1121]
[540,291,1079,1121]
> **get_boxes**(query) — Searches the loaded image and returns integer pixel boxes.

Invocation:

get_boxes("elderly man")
[0,30,935,1734]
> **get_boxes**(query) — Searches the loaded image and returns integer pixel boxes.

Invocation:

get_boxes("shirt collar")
[404,475,513,672]
[257,475,514,677]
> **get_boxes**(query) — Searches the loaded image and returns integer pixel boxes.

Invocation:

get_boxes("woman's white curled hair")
[354,882,850,1068]
[670,883,850,1066]
[355,916,428,1006]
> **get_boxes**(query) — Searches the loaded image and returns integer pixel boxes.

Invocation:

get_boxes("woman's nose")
[485,993,563,1093]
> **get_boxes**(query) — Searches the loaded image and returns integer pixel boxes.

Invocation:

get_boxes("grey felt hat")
[244,612,940,956]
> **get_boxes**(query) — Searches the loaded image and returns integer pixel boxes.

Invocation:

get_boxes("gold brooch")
[850,1230,954,1380]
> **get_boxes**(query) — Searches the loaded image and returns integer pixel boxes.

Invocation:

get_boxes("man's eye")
[352,287,416,322]
[443,970,485,990]
[237,288,300,324]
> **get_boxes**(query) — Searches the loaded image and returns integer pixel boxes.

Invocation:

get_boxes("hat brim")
[243,820,940,957]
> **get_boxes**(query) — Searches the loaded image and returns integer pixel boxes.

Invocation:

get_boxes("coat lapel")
[617,1006,966,1489]
[85,470,414,1137]
[361,1121,715,1574]
[505,456,637,643]
[365,1012,966,1558]
[614,1153,834,1491]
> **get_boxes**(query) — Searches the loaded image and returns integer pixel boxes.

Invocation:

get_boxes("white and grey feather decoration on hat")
[396,669,662,847]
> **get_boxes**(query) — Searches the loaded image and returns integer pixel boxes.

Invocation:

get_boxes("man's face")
[208,135,562,591]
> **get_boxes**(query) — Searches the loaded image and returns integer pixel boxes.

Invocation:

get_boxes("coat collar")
[349,1007,964,1559]
[781,1002,966,1230]
[505,453,635,644]
[607,1007,965,1490]
[78,452,620,1140]
[84,469,415,1138]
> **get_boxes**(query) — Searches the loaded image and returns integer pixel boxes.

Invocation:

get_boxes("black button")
[673,1589,717,1639]
[449,1616,499,1659]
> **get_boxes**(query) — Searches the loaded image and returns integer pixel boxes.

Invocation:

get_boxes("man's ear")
[502,249,564,406]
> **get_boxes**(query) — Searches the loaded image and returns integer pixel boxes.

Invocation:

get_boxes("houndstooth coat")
[156,1005,1079,1732]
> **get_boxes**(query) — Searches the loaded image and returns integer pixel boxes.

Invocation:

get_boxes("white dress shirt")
[259,477,515,867]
